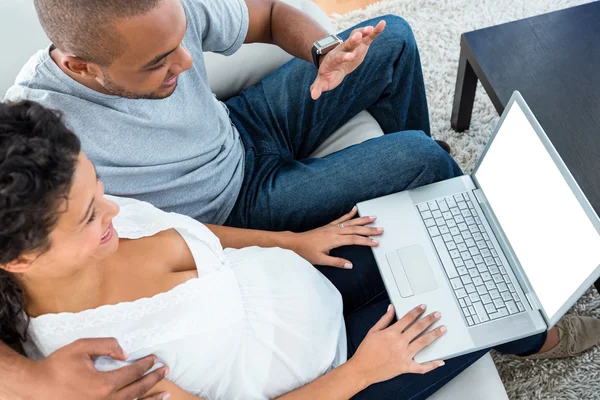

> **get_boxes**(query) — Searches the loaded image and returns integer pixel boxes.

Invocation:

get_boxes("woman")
[1,101,598,400]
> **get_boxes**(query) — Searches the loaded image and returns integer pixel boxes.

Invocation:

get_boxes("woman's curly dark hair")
[0,100,81,344]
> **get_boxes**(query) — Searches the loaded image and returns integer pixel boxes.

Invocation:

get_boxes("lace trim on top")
[28,269,244,354]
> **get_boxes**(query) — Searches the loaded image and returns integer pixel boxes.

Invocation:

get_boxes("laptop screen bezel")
[471,91,600,327]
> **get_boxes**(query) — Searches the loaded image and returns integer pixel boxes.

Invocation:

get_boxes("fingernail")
[371,239,379,245]
[376,228,384,233]
[344,263,353,269]
[352,206,357,211]
[370,216,377,220]
[440,326,447,333]
[162,394,171,400]
[420,304,426,310]
[439,361,445,367]
[123,351,129,359]
[164,367,170,376]
[387,304,393,312]
[434,312,441,319]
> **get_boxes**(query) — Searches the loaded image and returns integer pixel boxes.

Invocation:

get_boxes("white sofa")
[0,1,508,399]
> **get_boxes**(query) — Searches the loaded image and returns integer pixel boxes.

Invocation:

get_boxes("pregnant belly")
[225,247,345,399]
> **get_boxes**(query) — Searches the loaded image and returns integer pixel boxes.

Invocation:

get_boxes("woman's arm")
[276,360,368,400]
[206,207,383,269]
[144,380,204,400]
[278,305,447,400]
[206,224,289,249]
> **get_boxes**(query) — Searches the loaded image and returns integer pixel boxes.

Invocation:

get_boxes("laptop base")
[358,176,546,362]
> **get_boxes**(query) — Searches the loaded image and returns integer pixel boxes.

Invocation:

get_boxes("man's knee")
[346,15,417,61]
[377,15,417,50]
[378,15,413,34]
[399,131,461,184]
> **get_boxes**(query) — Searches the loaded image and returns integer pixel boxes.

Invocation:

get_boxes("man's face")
[97,0,193,99]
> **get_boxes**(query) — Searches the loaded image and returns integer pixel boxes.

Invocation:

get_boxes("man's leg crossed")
[228,131,462,232]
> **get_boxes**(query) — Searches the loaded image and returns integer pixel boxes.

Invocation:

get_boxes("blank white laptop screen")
[474,101,600,321]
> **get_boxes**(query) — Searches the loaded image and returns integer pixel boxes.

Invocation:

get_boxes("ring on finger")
[339,222,345,229]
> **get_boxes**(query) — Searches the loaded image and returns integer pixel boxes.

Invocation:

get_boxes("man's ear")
[1,255,37,274]
[60,55,102,79]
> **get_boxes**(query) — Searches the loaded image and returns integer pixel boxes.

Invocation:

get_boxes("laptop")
[357,91,600,362]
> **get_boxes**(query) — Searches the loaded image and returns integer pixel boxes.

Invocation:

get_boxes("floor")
[314,0,380,15]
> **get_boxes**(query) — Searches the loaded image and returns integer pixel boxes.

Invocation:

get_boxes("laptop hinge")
[526,292,542,313]
[473,188,487,205]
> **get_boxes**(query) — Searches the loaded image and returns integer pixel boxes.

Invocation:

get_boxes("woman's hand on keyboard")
[348,304,447,386]
[284,206,383,269]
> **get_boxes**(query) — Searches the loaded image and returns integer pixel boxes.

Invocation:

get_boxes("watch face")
[318,35,340,48]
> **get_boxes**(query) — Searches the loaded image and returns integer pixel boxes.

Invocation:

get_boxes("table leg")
[451,46,478,132]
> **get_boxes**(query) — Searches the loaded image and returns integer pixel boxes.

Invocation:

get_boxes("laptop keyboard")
[416,192,525,326]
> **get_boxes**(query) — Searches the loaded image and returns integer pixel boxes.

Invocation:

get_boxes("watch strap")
[312,34,343,69]
[312,44,321,69]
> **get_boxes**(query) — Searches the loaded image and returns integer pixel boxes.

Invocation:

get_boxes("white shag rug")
[331,1,599,399]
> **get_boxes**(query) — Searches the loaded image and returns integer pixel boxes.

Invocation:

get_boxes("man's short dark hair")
[34,0,163,66]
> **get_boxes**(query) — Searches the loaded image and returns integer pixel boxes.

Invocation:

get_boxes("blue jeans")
[225,15,546,399]
[225,15,460,314]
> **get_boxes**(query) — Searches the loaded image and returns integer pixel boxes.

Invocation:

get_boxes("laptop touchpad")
[396,245,438,295]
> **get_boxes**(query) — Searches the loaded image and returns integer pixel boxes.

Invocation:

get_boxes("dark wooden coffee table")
[450,2,600,292]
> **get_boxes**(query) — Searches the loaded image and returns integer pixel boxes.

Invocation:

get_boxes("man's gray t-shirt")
[5,0,249,224]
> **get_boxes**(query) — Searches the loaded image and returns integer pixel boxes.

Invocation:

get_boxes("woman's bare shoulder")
[118,229,196,273]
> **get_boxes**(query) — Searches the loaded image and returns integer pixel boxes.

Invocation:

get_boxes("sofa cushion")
[309,111,384,158]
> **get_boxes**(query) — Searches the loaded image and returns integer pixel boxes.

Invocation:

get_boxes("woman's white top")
[25,196,347,400]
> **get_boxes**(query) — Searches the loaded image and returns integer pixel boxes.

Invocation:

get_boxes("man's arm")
[0,339,168,400]
[0,341,30,399]
[244,0,327,63]
[243,0,385,100]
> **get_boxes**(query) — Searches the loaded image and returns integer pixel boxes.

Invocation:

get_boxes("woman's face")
[16,152,121,279]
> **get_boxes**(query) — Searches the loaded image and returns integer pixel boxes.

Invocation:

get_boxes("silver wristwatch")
[311,34,343,68]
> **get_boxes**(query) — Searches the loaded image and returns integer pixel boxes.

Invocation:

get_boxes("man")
[2,0,461,397]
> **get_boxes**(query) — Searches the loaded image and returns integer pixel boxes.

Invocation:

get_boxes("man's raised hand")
[310,20,386,100]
